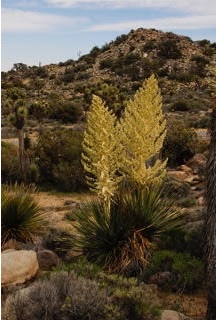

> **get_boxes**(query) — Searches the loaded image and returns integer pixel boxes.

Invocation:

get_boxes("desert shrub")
[61,70,75,83]
[53,259,161,319]
[113,34,128,46]
[107,277,161,320]
[34,66,49,78]
[190,114,210,128]
[172,100,190,111]
[73,63,88,73]
[143,40,157,52]
[100,42,110,52]
[34,129,86,191]
[191,55,210,76]
[58,59,74,67]
[1,141,21,183]
[158,39,182,59]
[3,271,109,320]
[42,228,75,259]
[99,58,114,69]
[124,52,140,65]
[141,250,204,293]
[54,258,101,278]
[3,269,161,320]
[48,100,83,123]
[75,71,90,81]
[28,162,40,183]
[183,225,205,258]
[162,120,199,167]
[1,184,48,246]
[52,160,85,191]
[158,225,204,258]
[89,46,100,57]
[168,71,196,82]
[176,196,195,208]
[162,176,192,203]
[73,185,184,273]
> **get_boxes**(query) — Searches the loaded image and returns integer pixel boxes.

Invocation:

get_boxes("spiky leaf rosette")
[1,184,48,246]
[73,184,185,273]
[118,74,167,186]
[82,95,120,202]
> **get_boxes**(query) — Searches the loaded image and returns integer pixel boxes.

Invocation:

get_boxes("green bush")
[172,100,190,111]
[73,185,184,273]
[48,100,83,123]
[1,141,21,183]
[158,225,204,258]
[113,34,128,46]
[27,162,40,183]
[158,39,182,59]
[34,129,86,191]
[99,58,114,69]
[162,120,199,167]
[61,71,75,83]
[42,228,75,259]
[143,40,157,52]
[1,184,48,246]
[191,55,210,76]
[34,66,49,78]
[190,114,210,128]
[141,250,204,293]
[89,46,100,57]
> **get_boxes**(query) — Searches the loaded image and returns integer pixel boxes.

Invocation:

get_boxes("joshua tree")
[205,68,216,320]
[30,100,49,134]
[7,88,28,181]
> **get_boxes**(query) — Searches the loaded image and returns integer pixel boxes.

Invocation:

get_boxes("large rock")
[1,250,39,286]
[149,272,172,286]
[167,171,188,181]
[161,310,192,320]
[178,165,193,173]
[37,249,61,271]
[186,153,207,174]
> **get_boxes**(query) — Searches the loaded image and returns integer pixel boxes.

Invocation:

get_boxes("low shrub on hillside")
[1,141,21,183]
[172,100,190,111]
[158,225,204,258]
[158,39,182,59]
[48,99,83,123]
[34,129,86,191]
[141,250,204,293]
[162,120,199,167]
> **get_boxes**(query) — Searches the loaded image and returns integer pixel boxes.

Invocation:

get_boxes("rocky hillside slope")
[2,28,216,129]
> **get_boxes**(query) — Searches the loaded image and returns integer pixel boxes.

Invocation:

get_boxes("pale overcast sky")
[2,0,216,71]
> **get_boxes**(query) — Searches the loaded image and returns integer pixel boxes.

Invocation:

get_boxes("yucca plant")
[73,184,185,273]
[1,184,48,246]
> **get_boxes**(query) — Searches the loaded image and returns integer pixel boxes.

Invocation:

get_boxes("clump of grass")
[1,184,48,246]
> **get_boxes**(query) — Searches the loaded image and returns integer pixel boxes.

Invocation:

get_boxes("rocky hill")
[2,28,216,125]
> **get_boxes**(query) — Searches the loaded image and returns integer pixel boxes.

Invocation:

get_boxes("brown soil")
[159,289,207,319]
